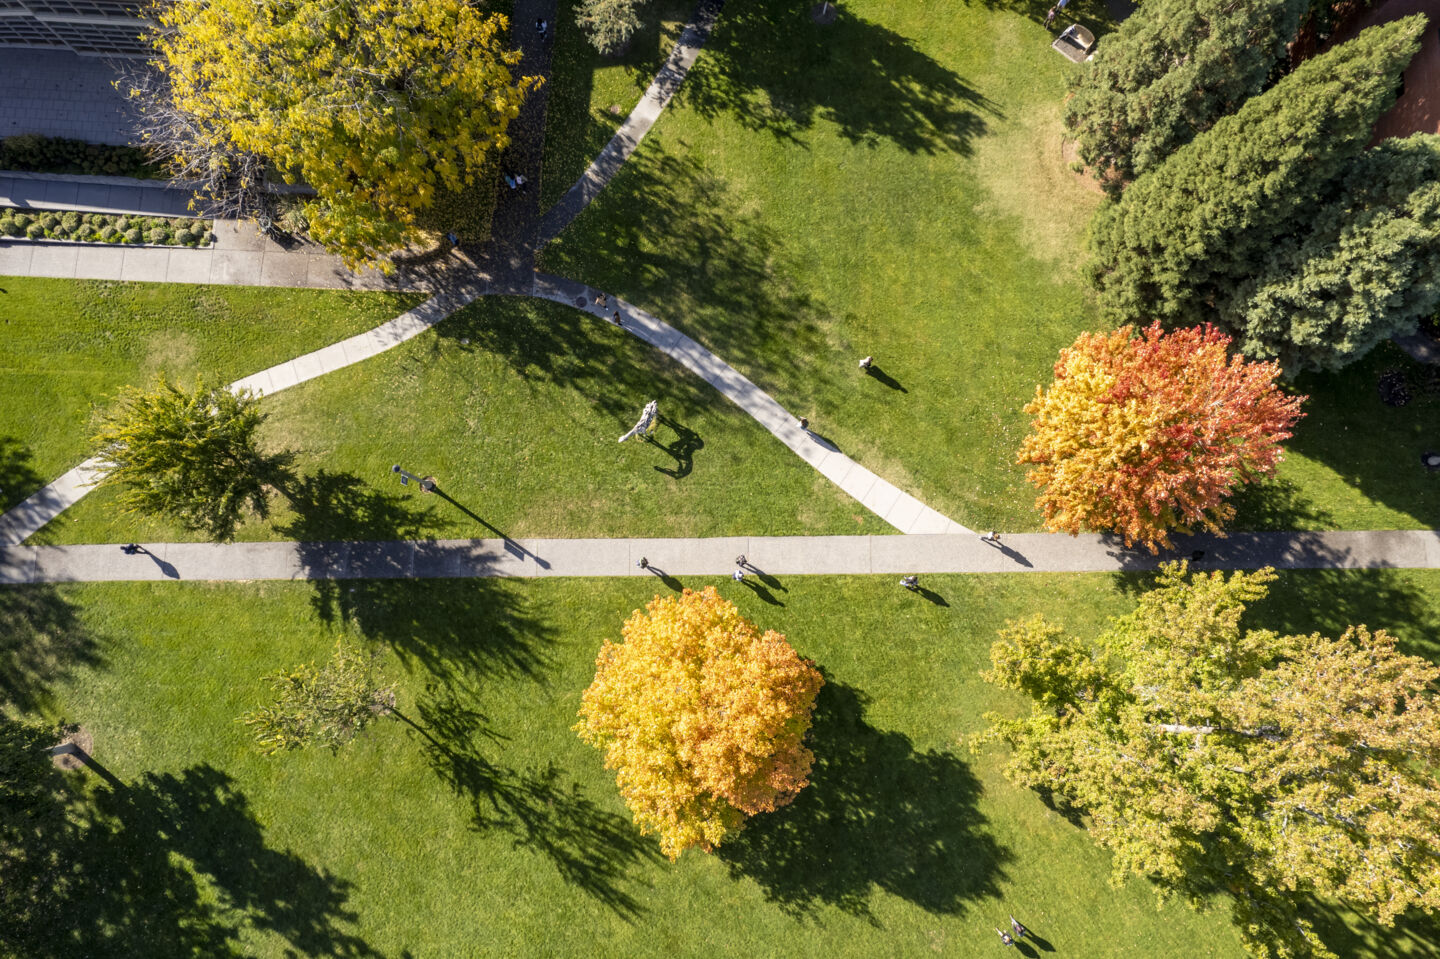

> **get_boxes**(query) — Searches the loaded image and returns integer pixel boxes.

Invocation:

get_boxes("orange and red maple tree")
[1018,322,1305,552]
[575,587,823,859]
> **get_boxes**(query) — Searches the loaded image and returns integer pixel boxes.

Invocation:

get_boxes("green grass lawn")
[540,0,693,210]
[0,277,425,514]
[538,0,1440,534]
[43,296,864,543]
[13,568,1440,957]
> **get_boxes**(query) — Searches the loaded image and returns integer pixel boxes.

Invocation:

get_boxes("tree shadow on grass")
[1283,344,1440,530]
[315,579,559,688]
[277,468,438,546]
[679,0,1000,154]
[0,584,105,713]
[431,293,752,424]
[540,150,840,405]
[13,761,381,958]
[1242,568,1440,663]
[717,678,1009,922]
[1227,477,1336,532]
[401,690,660,918]
[274,470,558,685]
[1302,899,1440,959]
[0,434,44,513]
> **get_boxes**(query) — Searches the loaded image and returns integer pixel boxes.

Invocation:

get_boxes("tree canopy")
[1089,16,1423,331]
[241,641,396,754]
[978,563,1440,958]
[577,0,647,55]
[1066,0,1307,191]
[575,587,824,859]
[1227,133,1440,372]
[90,375,273,541]
[130,0,536,267]
[1017,323,1304,552]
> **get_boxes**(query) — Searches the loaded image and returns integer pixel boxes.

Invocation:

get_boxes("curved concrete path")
[3,530,1438,584]
[0,280,487,546]
[536,0,724,244]
[532,273,969,534]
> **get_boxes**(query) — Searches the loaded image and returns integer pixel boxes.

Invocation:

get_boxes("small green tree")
[1225,133,1440,372]
[576,0,646,55]
[91,375,272,540]
[1090,16,1424,328]
[977,563,1440,958]
[1066,0,1307,191]
[242,641,396,754]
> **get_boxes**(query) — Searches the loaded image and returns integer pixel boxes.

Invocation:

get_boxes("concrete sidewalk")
[1,170,203,217]
[4,530,1437,584]
[536,0,724,244]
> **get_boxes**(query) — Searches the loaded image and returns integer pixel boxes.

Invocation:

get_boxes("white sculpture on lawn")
[618,400,659,443]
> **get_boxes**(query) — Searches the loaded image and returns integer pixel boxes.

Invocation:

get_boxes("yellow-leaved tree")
[125,0,537,268]
[575,587,824,859]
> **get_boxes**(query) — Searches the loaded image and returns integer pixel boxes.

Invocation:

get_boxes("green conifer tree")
[1090,16,1424,328]
[1225,133,1440,372]
[1066,0,1307,191]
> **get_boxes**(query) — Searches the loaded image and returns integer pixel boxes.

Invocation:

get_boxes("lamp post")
[392,464,436,492]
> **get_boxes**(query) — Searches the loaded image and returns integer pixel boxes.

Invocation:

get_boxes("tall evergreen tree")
[1090,16,1424,329]
[1066,0,1307,191]
[1225,134,1440,373]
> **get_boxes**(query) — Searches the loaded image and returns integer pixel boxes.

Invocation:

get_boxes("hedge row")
[0,209,214,247]
[0,134,165,180]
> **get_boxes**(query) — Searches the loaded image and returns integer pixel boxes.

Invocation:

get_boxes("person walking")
[613,310,623,326]
[732,567,746,582]
[1009,916,1028,940]
[798,416,809,431]
[859,355,873,371]
[900,575,919,591]
[735,554,747,568]
[1044,5,1058,28]
[981,531,1001,546]
[636,556,649,569]
[995,928,1016,946]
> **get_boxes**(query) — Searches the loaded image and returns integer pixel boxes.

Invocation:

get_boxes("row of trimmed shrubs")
[0,134,164,180]
[0,209,214,247]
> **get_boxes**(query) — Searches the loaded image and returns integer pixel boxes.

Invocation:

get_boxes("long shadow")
[863,364,907,393]
[0,584,105,713]
[0,434,44,513]
[1281,344,1440,529]
[678,0,1000,154]
[431,488,551,569]
[717,678,1008,920]
[4,750,381,958]
[277,468,437,547]
[648,415,704,478]
[405,691,661,918]
[1242,568,1440,663]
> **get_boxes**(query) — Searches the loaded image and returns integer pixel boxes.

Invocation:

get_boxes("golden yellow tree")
[575,587,824,859]
[128,0,536,267]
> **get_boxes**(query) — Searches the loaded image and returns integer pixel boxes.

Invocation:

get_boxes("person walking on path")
[798,416,809,431]
[612,310,623,327]
[636,556,649,569]
[982,531,1001,546]
[735,554,748,568]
